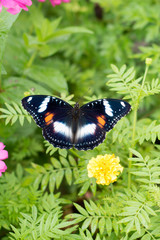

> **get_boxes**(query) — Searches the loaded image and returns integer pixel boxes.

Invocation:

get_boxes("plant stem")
[128,107,137,188]
[128,63,150,189]
[141,65,149,89]
[26,51,37,68]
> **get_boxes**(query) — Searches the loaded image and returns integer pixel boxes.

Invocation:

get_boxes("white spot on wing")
[38,97,50,113]
[54,121,72,139]
[103,100,113,117]
[76,124,96,139]
[121,101,125,107]
[27,97,32,102]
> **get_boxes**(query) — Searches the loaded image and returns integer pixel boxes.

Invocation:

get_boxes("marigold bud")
[145,58,152,66]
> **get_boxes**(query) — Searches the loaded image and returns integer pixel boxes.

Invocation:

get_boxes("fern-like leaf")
[0,102,31,125]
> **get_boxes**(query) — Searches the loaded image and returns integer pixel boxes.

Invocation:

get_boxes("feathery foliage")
[0,0,160,239]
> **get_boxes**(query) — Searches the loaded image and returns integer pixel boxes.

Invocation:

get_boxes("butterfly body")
[22,95,131,150]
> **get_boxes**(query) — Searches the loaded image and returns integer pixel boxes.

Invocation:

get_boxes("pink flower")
[38,0,70,7]
[0,142,8,176]
[0,0,32,15]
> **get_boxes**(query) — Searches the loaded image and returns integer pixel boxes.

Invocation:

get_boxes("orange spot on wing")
[45,113,54,125]
[97,115,106,128]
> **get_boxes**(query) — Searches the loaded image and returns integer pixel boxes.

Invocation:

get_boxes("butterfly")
[21,95,131,150]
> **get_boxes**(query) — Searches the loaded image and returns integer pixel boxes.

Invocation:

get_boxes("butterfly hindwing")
[74,114,106,150]
[22,95,74,149]
[42,117,73,149]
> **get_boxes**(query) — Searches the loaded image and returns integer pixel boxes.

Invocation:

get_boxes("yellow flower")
[24,91,31,97]
[87,154,123,185]
[145,58,152,66]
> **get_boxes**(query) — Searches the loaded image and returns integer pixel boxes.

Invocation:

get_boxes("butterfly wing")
[74,99,131,150]
[22,95,74,149]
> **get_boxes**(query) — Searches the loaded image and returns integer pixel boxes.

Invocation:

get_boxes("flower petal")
[87,154,123,186]
[0,142,5,150]
[0,160,7,172]
[0,3,2,12]
[1,0,16,8]
[0,150,8,160]
[16,0,32,7]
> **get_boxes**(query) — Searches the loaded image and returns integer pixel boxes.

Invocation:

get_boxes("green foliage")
[10,206,79,240]
[0,0,160,239]
[107,64,160,107]
[0,9,19,76]
[0,102,31,125]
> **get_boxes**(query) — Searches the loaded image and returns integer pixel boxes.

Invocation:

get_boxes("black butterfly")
[21,95,131,150]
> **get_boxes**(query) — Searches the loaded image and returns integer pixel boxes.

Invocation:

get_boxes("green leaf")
[33,174,42,189]
[111,64,119,73]
[138,213,148,228]
[11,115,18,125]
[141,234,151,240]
[49,172,55,193]
[55,169,64,189]
[16,164,23,180]
[130,229,145,240]
[125,219,134,233]
[134,216,141,234]
[106,218,112,236]
[32,206,37,221]
[65,168,72,185]
[19,115,25,126]
[143,205,156,216]
[82,217,92,230]
[60,156,69,167]
[0,108,11,114]
[52,158,61,168]
[120,65,126,75]
[98,217,105,235]
[59,149,68,158]
[24,65,68,93]
[74,203,89,217]
[131,171,149,176]
[5,103,17,114]
[129,148,143,159]
[118,216,133,223]
[78,181,90,196]
[0,9,19,74]
[68,155,77,166]
[112,219,119,236]
[47,26,93,40]
[84,201,94,215]
[91,217,98,234]
[141,209,150,224]
[41,173,49,191]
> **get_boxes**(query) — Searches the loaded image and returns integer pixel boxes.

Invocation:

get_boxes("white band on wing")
[103,100,113,117]
[54,121,72,139]
[38,97,50,113]
[75,123,96,140]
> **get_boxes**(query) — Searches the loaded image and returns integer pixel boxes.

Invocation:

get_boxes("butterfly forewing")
[74,114,106,150]
[81,98,131,132]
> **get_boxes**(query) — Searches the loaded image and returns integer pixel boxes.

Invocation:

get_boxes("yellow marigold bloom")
[87,154,123,185]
